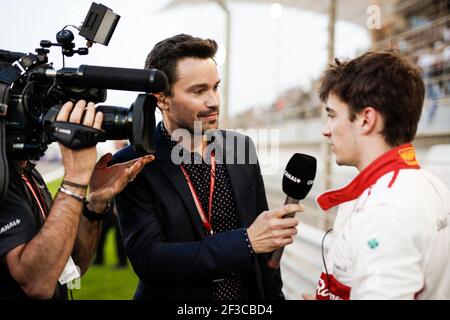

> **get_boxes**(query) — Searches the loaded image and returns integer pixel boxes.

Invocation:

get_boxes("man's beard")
[173,113,219,135]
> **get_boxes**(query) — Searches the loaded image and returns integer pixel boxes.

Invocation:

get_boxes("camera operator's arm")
[72,152,154,274]
[3,101,101,299]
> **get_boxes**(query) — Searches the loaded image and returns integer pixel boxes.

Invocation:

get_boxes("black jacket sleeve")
[253,159,284,300]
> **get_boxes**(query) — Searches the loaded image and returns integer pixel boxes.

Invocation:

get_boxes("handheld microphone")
[267,153,317,269]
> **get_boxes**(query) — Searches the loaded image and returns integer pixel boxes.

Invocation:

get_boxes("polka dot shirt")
[161,123,254,300]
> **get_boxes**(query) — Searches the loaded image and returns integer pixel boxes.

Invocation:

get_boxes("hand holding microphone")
[246,203,304,254]
[246,154,316,263]
[267,153,317,269]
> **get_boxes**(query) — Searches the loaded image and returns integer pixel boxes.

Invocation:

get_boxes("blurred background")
[1,0,449,299]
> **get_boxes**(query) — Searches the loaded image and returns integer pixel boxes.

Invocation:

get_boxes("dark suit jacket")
[113,123,284,300]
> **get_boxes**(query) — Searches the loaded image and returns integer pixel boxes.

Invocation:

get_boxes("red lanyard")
[21,173,47,221]
[180,153,216,235]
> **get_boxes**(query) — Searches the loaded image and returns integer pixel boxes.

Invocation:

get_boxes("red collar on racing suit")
[317,143,421,211]
[315,144,421,300]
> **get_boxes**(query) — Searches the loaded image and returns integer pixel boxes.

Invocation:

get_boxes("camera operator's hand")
[86,153,155,213]
[56,100,103,186]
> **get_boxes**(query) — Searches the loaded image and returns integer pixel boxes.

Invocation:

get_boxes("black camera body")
[0,3,168,199]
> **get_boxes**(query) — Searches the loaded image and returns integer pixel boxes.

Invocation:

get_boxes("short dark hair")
[319,51,425,146]
[144,34,218,95]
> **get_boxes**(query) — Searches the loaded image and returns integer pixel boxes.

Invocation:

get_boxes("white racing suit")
[315,144,450,300]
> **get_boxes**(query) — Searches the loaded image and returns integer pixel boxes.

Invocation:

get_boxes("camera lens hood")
[130,94,156,155]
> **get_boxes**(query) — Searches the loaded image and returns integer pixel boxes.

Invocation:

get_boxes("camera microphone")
[267,153,317,269]
[46,65,168,93]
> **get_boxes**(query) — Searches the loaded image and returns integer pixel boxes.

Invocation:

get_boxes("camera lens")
[95,106,131,140]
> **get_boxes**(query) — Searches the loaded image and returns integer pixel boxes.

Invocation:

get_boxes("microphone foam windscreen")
[282,153,317,200]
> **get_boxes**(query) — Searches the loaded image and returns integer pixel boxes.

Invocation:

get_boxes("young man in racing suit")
[307,51,450,300]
